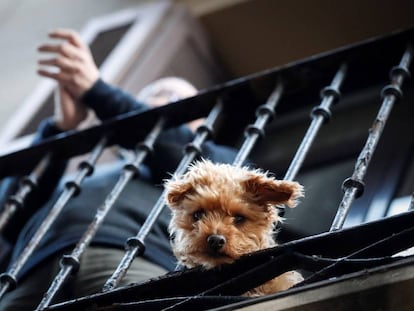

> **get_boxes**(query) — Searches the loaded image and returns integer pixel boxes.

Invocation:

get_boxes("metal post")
[284,64,347,181]
[35,119,165,310]
[102,100,224,292]
[0,137,107,301]
[275,64,348,217]
[330,44,413,231]
[0,153,51,233]
[232,82,284,168]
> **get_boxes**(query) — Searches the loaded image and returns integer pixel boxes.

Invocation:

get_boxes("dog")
[165,159,304,296]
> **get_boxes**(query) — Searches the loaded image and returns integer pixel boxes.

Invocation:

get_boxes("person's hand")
[53,84,88,131]
[37,29,100,100]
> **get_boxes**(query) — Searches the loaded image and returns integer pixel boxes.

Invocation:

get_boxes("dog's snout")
[207,234,226,251]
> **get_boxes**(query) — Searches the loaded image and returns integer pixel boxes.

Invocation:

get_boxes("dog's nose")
[207,234,226,251]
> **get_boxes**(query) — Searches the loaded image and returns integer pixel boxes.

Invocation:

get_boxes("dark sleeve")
[81,78,149,121]
[0,118,67,244]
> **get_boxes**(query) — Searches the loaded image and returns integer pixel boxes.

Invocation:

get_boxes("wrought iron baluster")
[232,82,284,168]
[276,64,347,217]
[35,119,165,310]
[0,153,51,233]
[284,64,347,181]
[102,100,224,292]
[330,44,413,231]
[0,137,107,301]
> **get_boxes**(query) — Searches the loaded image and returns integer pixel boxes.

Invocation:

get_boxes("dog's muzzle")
[207,234,226,251]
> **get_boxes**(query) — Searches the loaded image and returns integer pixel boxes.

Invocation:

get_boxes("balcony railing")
[0,26,414,310]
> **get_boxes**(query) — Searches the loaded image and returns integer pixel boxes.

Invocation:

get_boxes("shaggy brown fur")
[165,159,304,296]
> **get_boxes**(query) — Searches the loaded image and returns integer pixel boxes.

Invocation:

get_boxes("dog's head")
[165,159,303,269]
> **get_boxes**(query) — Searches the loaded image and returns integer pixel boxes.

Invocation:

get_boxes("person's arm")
[37,29,150,122]
[81,78,149,120]
[36,29,240,182]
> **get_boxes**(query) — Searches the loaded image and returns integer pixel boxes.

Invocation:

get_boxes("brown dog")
[165,159,304,296]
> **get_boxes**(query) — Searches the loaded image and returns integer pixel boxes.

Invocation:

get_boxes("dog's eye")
[192,210,205,221]
[234,215,246,224]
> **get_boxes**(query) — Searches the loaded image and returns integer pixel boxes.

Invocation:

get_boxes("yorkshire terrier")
[165,159,304,296]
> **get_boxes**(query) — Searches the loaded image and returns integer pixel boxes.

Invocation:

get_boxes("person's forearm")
[81,79,149,121]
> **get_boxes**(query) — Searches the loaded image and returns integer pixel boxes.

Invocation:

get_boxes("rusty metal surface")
[222,259,414,311]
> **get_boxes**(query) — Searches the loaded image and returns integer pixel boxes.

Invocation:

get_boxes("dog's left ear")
[243,174,304,208]
[165,179,194,209]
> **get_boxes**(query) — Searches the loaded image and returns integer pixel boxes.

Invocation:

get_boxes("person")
[0,29,238,310]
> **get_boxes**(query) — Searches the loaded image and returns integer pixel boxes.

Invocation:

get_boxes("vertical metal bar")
[0,153,51,233]
[410,193,414,210]
[330,44,413,231]
[273,65,348,218]
[35,119,165,310]
[0,137,107,301]
[232,82,284,167]
[102,100,224,292]
[284,64,347,181]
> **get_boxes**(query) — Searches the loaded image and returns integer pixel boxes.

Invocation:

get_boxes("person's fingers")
[37,68,73,83]
[37,29,98,99]
[38,67,93,99]
[38,57,77,73]
[38,42,80,59]
[48,28,84,48]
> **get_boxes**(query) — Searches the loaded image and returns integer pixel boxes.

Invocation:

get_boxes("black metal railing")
[330,43,413,231]
[0,154,51,233]
[0,27,414,310]
[0,138,106,299]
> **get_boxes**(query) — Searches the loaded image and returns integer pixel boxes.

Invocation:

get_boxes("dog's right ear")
[242,173,304,208]
[165,179,194,209]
